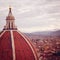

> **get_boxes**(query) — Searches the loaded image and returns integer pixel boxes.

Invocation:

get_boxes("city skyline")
[0,0,60,33]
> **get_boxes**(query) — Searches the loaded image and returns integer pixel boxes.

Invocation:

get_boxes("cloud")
[18,25,56,33]
[0,0,60,32]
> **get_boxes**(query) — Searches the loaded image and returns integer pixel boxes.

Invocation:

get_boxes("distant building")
[0,7,38,60]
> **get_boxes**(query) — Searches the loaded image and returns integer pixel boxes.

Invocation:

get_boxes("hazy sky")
[0,0,60,32]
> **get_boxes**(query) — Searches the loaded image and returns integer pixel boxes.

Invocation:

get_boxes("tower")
[0,7,38,60]
[4,7,17,30]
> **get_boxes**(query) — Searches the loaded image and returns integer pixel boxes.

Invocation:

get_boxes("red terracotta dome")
[0,7,38,60]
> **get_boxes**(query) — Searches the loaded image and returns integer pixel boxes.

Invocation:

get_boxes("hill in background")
[25,30,60,39]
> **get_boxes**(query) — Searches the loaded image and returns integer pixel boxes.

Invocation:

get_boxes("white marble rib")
[10,30,16,60]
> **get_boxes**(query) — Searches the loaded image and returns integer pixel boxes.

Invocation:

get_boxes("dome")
[0,7,38,60]
[0,30,38,60]
[6,7,15,20]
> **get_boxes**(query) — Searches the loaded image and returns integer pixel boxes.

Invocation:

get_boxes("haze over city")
[0,0,60,32]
